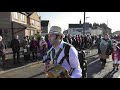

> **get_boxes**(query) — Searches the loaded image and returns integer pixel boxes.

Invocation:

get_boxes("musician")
[44,26,82,78]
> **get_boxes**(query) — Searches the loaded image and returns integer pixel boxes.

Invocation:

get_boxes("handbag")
[0,49,7,56]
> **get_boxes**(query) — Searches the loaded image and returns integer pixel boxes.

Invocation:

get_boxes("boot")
[116,64,119,71]
[113,64,115,71]
[113,67,115,71]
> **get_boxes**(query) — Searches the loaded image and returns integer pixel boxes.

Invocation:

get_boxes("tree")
[92,23,100,29]
[99,23,108,29]
[89,23,92,28]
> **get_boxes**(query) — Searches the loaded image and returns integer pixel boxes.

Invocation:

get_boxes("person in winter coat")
[11,35,20,64]
[98,33,112,67]
[23,36,31,62]
[0,36,7,66]
[30,37,38,61]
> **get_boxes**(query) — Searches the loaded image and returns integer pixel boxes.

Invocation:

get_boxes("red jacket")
[112,47,120,61]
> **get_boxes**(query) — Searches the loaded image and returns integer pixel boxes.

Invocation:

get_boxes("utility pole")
[86,17,90,23]
[83,12,86,35]
[10,13,14,39]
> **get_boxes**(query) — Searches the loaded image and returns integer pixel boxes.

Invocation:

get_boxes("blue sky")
[39,12,120,33]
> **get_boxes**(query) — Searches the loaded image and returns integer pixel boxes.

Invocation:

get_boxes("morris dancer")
[44,26,82,78]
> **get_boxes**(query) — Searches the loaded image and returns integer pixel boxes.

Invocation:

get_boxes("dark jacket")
[11,39,20,52]
[30,39,38,52]
[98,38,112,55]
[23,39,30,55]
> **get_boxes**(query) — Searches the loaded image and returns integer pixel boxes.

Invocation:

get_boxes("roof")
[18,12,34,16]
[41,20,49,26]
[69,24,83,28]
[69,23,90,28]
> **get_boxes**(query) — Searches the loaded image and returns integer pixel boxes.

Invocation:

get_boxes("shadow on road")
[0,57,41,71]
[87,55,99,64]
[103,70,117,78]
[0,57,24,70]
[87,56,105,78]
[86,54,98,59]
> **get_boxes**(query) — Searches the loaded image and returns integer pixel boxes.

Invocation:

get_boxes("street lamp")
[86,17,90,23]
[83,12,91,35]
[83,12,86,35]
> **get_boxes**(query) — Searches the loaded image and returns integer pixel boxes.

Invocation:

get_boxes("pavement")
[0,47,45,78]
[0,61,46,78]
[0,47,41,71]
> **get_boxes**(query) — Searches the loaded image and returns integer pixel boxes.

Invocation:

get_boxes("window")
[76,29,82,32]
[73,29,76,32]
[36,21,40,27]
[31,19,35,25]
[21,14,25,22]
[31,30,33,35]
[13,12,18,19]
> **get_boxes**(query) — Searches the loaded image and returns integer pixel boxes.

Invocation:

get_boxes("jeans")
[13,51,20,64]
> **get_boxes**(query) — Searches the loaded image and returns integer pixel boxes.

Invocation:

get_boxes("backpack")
[59,43,87,78]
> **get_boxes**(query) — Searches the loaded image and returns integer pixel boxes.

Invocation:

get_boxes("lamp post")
[86,17,90,23]
[83,12,86,35]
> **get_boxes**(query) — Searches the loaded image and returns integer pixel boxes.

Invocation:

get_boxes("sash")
[52,48,63,64]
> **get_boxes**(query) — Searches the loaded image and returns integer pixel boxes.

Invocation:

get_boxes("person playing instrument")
[44,26,82,78]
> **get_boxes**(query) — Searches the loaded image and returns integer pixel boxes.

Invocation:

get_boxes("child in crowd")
[112,40,120,71]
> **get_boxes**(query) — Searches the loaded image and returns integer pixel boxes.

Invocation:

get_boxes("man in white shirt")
[44,26,82,78]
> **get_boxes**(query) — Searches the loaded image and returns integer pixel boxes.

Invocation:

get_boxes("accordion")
[46,64,70,78]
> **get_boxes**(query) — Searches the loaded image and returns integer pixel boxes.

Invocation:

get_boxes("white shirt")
[48,41,82,78]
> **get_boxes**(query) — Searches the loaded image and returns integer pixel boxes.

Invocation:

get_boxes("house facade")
[68,23,91,36]
[0,12,41,45]
[68,21,103,36]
